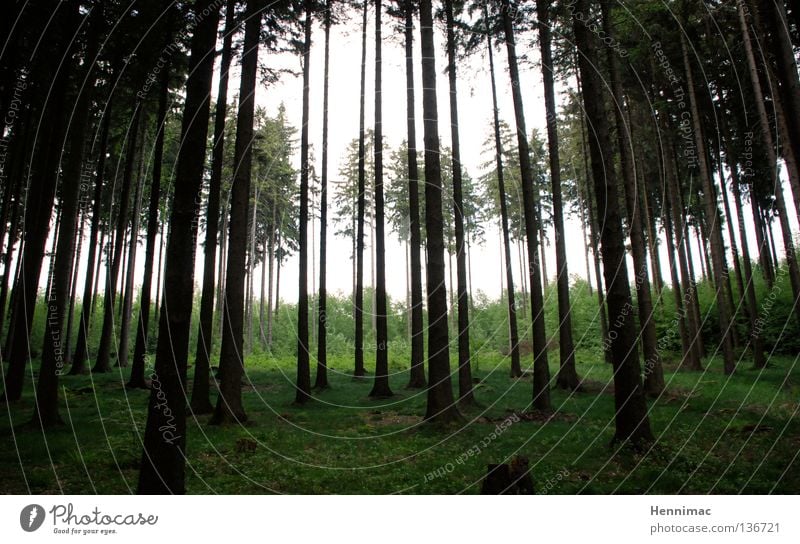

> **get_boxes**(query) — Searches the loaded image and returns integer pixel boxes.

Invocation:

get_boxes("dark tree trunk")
[662,197,694,368]
[681,33,736,375]
[314,0,332,390]
[137,0,221,494]
[538,0,580,391]
[211,1,260,424]
[572,0,652,443]
[444,0,473,405]
[34,3,100,424]
[720,108,766,369]
[295,0,313,404]
[600,1,663,395]
[664,135,703,370]
[738,0,800,323]
[419,0,460,424]
[577,96,611,364]
[117,150,145,368]
[2,1,76,402]
[354,0,368,378]
[369,0,393,399]
[501,0,551,410]
[63,209,86,365]
[404,0,426,389]
[191,0,235,410]
[130,17,175,390]
[94,103,142,373]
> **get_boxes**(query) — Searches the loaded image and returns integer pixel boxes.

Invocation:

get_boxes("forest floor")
[1,350,798,494]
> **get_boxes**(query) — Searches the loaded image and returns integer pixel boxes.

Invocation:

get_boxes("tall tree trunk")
[719,101,767,369]
[34,3,100,424]
[501,0,551,410]
[484,2,521,378]
[191,0,235,410]
[419,0,460,423]
[662,197,694,368]
[369,0,393,399]
[354,0,368,378]
[576,70,612,364]
[211,1,259,424]
[444,0,473,404]
[601,1,663,395]
[130,21,175,389]
[94,103,142,373]
[682,33,737,375]
[760,1,800,229]
[117,148,145,368]
[738,0,800,322]
[2,1,76,402]
[404,0,425,389]
[137,0,221,494]
[266,207,276,348]
[63,209,86,365]
[295,0,313,404]
[538,0,580,391]
[572,0,652,443]
[664,133,703,369]
[315,0,332,390]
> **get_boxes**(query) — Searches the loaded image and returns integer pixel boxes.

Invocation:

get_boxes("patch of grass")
[1,349,798,494]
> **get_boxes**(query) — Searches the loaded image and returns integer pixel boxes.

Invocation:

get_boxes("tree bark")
[315,0,332,390]
[404,0,425,389]
[419,0,460,424]
[354,0,368,378]
[369,0,393,399]
[444,0,473,405]
[484,5,521,379]
[501,0,551,410]
[137,0,221,494]
[538,0,580,391]
[94,103,142,373]
[572,0,652,443]
[211,1,259,424]
[295,0,313,404]
[130,19,175,390]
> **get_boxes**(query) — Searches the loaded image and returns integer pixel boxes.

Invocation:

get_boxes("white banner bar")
[1,495,796,543]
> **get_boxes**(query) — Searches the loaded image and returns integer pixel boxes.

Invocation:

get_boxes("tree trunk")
[442,0,473,404]
[601,1,663,395]
[484,4,521,378]
[34,4,100,423]
[137,0,221,494]
[211,0,259,423]
[368,0,393,399]
[738,0,800,323]
[538,0,580,391]
[2,2,75,402]
[572,0,652,443]
[663,133,703,370]
[419,0,460,424]
[117,145,145,368]
[191,0,235,410]
[501,0,551,410]
[295,0,313,404]
[130,22,175,389]
[94,103,142,373]
[576,68,611,364]
[404,0,425,390]
[354,0,368,378]
[314,0,332,390]
[719,99,767,368]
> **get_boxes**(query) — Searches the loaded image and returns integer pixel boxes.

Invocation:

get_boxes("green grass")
[2,348,798,494]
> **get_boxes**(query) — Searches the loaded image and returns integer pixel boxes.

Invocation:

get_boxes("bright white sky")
[46,6,800,312]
